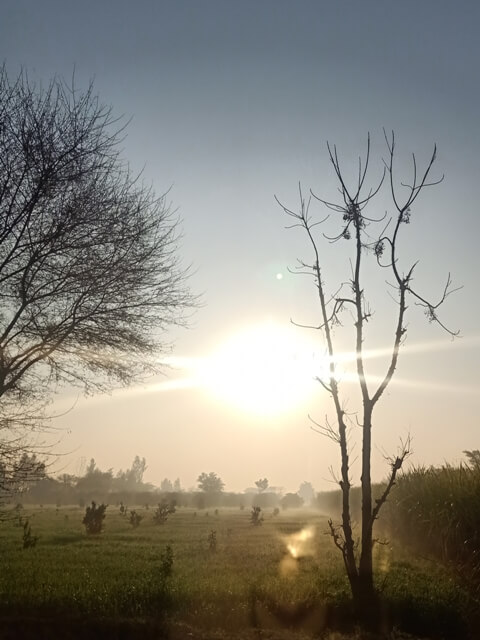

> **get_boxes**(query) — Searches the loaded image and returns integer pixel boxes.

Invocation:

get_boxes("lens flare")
[279,526,316,576]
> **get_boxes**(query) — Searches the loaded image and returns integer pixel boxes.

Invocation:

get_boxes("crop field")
[0,504,476,639]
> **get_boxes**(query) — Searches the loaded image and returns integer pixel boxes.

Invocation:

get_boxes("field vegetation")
[0,489,478,639]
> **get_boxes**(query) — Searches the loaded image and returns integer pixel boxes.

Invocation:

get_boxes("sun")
[199,322,324,417]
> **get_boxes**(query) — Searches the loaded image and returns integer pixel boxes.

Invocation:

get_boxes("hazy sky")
[2,1,479,492]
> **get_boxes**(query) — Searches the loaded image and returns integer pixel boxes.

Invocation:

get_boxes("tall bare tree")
[0,67,193,477]
[276,132,459,619]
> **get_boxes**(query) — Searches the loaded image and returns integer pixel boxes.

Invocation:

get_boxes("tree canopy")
[0,67,193,427]
[197,472,224,493]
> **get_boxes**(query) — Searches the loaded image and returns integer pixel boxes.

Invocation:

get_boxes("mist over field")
[1,1,480,638]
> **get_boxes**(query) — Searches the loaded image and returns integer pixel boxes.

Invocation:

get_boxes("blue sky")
[2,1,479,491]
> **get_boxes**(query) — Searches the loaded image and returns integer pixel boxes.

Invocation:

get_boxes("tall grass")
[381,464,480,593]
[317,463,480,598]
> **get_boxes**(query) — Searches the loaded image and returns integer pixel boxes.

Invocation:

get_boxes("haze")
[2,0,479,493]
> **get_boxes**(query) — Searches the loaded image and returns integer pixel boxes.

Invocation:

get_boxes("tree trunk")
[356,403,379,624]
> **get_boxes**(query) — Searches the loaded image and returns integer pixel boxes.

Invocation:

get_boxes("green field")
[0,504,477,639]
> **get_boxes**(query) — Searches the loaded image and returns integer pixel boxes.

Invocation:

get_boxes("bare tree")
[0,66,193,426]
[276,132,459,620]
[0,66,194,502]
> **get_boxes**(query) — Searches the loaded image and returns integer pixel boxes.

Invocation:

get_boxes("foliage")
[22,519,38,548]
[255,478,269,493]
[153,499,176,525]
[197,472,224,493]
[207,529,217,552]
[250,505,263,526]
[464,450,480,471]
[128,510,143,528]
[76,460,113,498]
[0,506,475,638]
[82,501,107,535]
[0,452,46,501]
[115,456,148,492]
[381,463,480,595]
[160,478,173,492]
[298,481,315,505]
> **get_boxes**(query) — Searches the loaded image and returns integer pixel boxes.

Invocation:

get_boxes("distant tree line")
[3,460,316,511]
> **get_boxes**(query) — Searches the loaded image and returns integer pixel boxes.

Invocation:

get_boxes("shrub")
[251,506,263,526]
[273,507,280,517]
[82,501,107,534]
[208,529,217,552]
[22,520,38,549]
[153,499,176,525]
[129,509,143,528]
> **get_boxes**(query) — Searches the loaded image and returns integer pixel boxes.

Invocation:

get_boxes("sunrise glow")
[199,323,325,417]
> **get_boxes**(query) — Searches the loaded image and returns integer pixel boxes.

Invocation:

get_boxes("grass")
[380,464,480,590]
[1,504,478,638]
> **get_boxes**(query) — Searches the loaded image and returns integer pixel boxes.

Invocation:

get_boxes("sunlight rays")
[57,333,480,412]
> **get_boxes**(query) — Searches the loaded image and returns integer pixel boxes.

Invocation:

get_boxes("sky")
[1,0,479,492]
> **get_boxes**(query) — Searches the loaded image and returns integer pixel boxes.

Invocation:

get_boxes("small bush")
[251,506,263,526]
[82,501,107,535]
[129,510,143,528]
[208,529,217,552]
[22,520,38,549]
[273,507,280,517]
[153,499,176,525]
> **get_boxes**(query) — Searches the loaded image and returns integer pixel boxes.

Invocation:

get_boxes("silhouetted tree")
[0,451,45,500]
[115,455,147,491]
[153,498,176,524]
[76,460,113,498]
[255,478,269,493]
[298,481,315,505]
[276,132,458,622]
[160,478,173,492]
[197,472,224,493]
[0,66,193,456]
